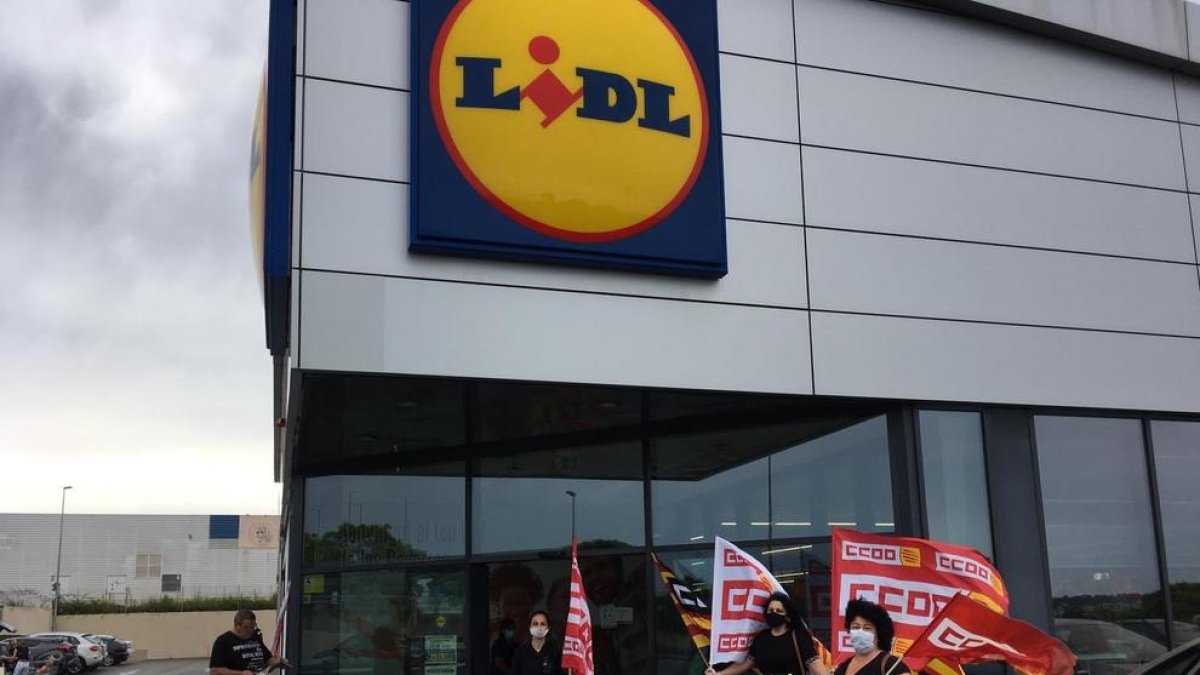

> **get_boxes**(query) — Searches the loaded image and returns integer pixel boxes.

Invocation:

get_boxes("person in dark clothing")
[833,599,909,675]
[209,609,285,675]
[491,618,518,675]
[511,610,562,675]
[706,592,829,675]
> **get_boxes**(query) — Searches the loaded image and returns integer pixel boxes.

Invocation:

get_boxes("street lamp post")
[52,486,73,631]
[565,490,577,544]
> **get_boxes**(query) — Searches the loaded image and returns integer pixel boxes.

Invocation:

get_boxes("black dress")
[833,652,910,675]
[746,628,818,674]
[511,638,562,675]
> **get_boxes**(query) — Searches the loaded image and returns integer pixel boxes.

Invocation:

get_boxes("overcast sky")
[0,1,281,515]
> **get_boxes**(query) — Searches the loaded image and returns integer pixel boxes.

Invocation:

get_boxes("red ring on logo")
[430,0,710,243]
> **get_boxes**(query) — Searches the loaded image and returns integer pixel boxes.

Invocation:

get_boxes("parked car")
[1130,638,1200,675]
[2,637,79,675]
[81,636,128,667]
[28,635,104,672]
[1055,618,1168,675]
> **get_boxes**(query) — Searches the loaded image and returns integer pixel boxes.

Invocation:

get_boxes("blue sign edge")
[263,0,296,356]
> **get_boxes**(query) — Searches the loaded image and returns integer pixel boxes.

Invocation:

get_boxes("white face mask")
[530,626,549,639]
[849,628,876,655]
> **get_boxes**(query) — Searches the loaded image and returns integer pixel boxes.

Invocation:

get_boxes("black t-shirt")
[510,639,562,675]
[209,631,272,673]
[747,628,818,674]
[490,636,516,675]
[833,651,910,675]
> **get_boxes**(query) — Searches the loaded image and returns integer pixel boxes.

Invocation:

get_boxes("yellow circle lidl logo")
[430,0,709,242]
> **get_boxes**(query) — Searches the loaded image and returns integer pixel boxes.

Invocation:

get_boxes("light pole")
[565,490,577,544]
[52,486,73,631]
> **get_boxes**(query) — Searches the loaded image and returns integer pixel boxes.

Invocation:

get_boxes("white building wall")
[0,515,278,603]
[289,0,1200,412]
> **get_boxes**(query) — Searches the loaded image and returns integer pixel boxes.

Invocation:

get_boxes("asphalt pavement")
[108,660,208,675]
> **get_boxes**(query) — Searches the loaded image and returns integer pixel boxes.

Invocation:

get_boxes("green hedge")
[58,594,277,615]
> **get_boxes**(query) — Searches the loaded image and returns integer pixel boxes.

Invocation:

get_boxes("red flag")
[562,540,595,675]
[904,594,1076,675]
[831,529,1008,662]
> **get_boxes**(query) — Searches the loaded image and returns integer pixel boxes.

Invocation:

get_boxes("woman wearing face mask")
[491,618,518,675]
[704,592,830,675]
[511,611,562,675]
[835,599,909,675]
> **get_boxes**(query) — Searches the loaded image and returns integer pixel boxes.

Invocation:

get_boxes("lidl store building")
[255,1,1200,673]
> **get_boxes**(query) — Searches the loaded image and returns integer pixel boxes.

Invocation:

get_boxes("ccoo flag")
[562,539,595,675]
[710,537,832,667]
[904,593,1076,675]
[652,553,712,655]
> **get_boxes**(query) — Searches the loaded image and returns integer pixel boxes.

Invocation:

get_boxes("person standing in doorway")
[511,610,562,675]
[491,618,518,675]
[209,609,285,675]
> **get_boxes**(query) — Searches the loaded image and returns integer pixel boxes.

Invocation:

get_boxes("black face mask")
[765,612,788,628]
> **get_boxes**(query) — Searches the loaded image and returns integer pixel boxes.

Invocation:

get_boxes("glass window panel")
[652,432,771,545]
[299,568,466,675]
[304,468,466,566]
[298,375,466,467]
[483,554,650,675]
[770,416,893,539]
[1035,416,1168,670]
[919,411,993,558]
[1151,421,1200,647]
[474,383,643,443]
[474,442,644,553]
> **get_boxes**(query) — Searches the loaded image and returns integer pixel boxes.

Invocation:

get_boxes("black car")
[1131,638,1200,675]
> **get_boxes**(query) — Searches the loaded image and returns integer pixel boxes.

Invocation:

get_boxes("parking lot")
[107,659,207,675]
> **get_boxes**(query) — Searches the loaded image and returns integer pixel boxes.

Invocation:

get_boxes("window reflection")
[919,411,993,558]
[299,568,466,675]
[473,442,644,553]
[652,415,891,545]
[482,553,650,675]
[1150,421,1200,647]
[304,469,466,565]
[1035,416,1167,671]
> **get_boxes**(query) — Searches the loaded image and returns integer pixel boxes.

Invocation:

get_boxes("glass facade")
[919,411,993,558]
[287,373,1200,673]
[1151,421,1200,647]
[1036,416,1168,669]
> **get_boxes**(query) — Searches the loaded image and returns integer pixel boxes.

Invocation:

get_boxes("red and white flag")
[562,539,595,675]
[904,593,1075,675]
[710,537,832,667]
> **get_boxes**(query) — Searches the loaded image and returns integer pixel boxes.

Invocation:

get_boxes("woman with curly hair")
[835,598,909,675]
[705,591,830,675]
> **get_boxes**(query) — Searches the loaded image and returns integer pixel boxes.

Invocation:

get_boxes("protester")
[705,592,829,675]
[491,618,518,675]
[209,609,285,675]
[833,599,909,675]
[511,610,562,675]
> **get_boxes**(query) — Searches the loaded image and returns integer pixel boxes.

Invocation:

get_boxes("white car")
[30,633,107,670]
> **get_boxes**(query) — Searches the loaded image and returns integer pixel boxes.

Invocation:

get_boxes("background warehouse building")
[0,514,279,604]
[254,1,1200,673]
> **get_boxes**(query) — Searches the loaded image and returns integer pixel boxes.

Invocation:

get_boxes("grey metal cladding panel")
[794,0,1177,120]
[305,0,409,90]
[723,136,803,224]
[721,54,800,142]
[807,229,1200,336]
[1180,123,1200,191]
[803,147,1196,262]
[797,67,1187,190]
[1176,74,1200,126]
[965,0,1187,59]
[810,312,1200,412]
[718,0,795,62]
[303,79,409,182]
